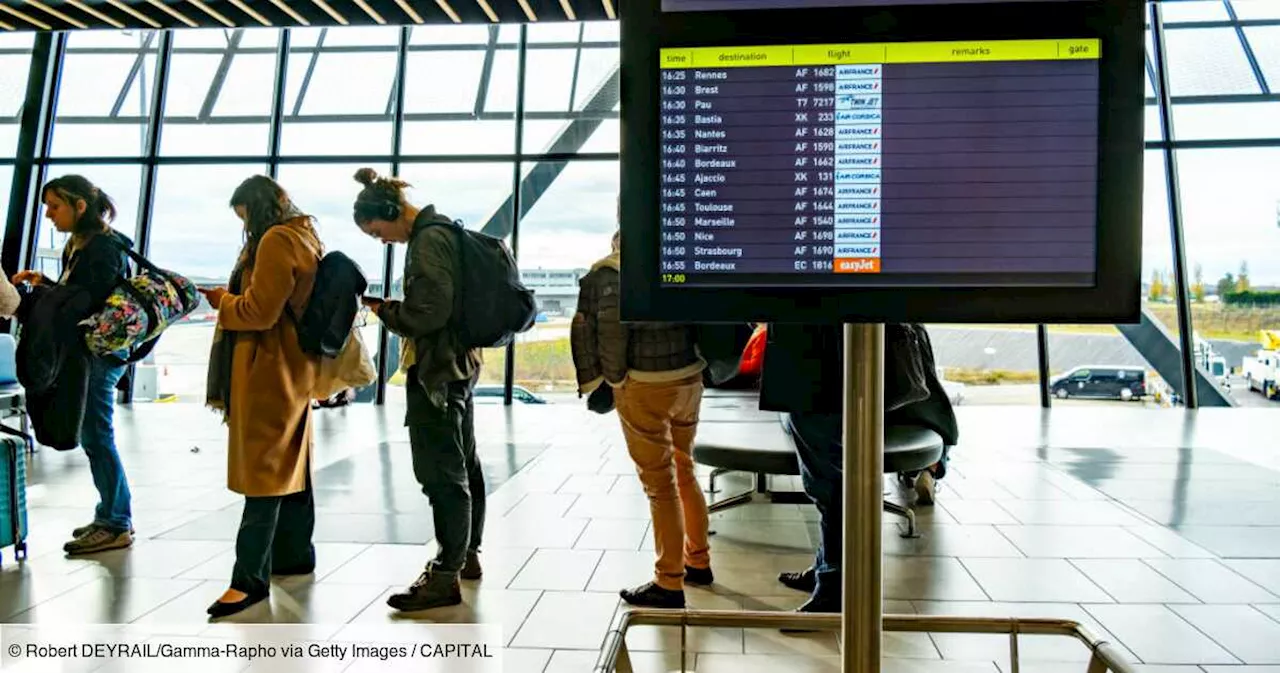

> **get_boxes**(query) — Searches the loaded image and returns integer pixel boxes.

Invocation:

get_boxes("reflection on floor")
[1,400,1278,672]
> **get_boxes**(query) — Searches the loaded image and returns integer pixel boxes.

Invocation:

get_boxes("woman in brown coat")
[200,175,323,619]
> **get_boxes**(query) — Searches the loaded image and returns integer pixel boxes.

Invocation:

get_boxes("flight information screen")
[658,38,1102,288]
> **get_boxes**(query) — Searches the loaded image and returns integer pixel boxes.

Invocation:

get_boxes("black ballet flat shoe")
[206,592,269,619]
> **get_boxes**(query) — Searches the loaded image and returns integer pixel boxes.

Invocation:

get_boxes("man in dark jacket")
[354,168,484,612]
[759,323,958,613]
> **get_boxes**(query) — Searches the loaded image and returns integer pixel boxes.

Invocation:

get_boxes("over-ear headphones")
[354,198,401,223]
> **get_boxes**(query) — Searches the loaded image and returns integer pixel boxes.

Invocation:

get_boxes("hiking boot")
[64,528,132,555]
[778,567,816,593]
[460,550,483,581]
[72,523,135,539]
[386,569,462,612]
[620,581,685,609]
[684,565,714,586]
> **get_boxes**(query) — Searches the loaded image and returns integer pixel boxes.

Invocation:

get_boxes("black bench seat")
[693,412,944,537]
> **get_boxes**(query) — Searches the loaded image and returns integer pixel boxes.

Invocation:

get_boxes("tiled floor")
[1,399,1279,672]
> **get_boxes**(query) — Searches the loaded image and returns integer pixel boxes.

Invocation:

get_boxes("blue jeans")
[786,411,844,604]
[82,358,131,534]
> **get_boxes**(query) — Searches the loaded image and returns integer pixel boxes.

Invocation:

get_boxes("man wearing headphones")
[351,168,485,612]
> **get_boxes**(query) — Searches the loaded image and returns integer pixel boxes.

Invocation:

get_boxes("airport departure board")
[658,38,1102,288]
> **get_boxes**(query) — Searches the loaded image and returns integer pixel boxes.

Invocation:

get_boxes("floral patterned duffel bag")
[79,240,200,365]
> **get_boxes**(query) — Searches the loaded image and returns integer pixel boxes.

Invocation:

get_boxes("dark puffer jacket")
[570,251,704,395]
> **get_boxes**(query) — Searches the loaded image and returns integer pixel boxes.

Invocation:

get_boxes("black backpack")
[287,251,368,357]
[421,216,537,349]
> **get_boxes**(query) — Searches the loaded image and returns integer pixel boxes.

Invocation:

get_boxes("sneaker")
[620,581,685,609]
[778,567,816,593]
[386,569,462,612]
[72,523,135,539]
[915,469,937,506]
[684,565,714,586]
[460,550,482,581]
[64,528,132,555]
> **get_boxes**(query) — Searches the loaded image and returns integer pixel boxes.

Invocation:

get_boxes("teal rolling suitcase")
[0,426,28,565]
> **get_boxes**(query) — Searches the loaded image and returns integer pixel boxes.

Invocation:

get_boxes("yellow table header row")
[660,39,1100,69]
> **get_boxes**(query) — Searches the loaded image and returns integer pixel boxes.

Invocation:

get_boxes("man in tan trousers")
[571,225,713,608]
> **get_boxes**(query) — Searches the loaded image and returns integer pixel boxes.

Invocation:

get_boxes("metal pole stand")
[844,323,884,673]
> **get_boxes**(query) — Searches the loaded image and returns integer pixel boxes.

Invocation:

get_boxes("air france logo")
[837,81,881,93]
[838,230,880,241]
[837,66,881,77]
[837,200,880,211]
[837,141,880,153]
[837,245,881,256]
[837,125,881,138]
[837,155,880,167]
[837,215,879,226]
[837,185,879,197]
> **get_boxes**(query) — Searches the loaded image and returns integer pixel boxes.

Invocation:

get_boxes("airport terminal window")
[5,6,1275,409]
[49,31,161,158]
[278,26,399,156]
[1163,28,1261,97]
[159,29,280,157]
[1177,147,1280,405]
[513,160,617,394]
[400,26,517,156]
[0,167,12,235]
[519,26,619,155]
[0,33,34,158]
[144,163,267,402]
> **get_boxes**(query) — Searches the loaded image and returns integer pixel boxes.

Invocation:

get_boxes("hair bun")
[353,167,379,187]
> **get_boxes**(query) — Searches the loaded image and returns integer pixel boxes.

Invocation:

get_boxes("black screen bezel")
[619,0,1145,324]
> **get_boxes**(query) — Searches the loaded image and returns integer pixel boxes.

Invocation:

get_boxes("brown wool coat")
[218,218,322,497]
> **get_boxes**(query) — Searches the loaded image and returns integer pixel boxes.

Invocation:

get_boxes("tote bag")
[79,238,200,365]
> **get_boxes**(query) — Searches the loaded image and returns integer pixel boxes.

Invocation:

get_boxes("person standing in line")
[350,168,485,612]
[202,175,323,619]
[571,217,713,609]
[12,175,135,555]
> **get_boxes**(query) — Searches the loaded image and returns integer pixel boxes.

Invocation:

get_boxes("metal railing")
[594,609,1137,673]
